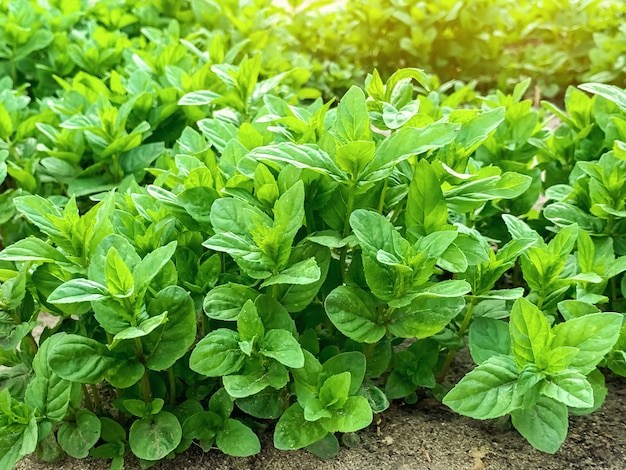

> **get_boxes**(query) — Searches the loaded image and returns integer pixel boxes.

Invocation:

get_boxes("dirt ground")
[14,351,626,470]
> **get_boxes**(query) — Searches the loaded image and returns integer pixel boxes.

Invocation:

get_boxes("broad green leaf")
[570,369,607,416]
[216,419,261,457]
[110,314,167,348]
[260,257,320,288]
[129,411,182,461]
[49,334,114,384]
[442,355,521,419]
[382,101,419,129]
[445,173,532,213]
[181,411,221,441]
[469,318,511,364]
[335,140,375,178]
[261,329,304,368]
[189,329,245,377]
[133,241,177,300]
[178,90,220,106]
[541,346,579,374]
[47,278,108,304]
[540,371,594,408]
[474,288,525,300]
[105,248,134,298]
[319,372,351,409]
[0,392,37,469]
[248,143,344,179]
[89,235,141,287]
[57,410,101,459]
[455,107,505,153]
[322,352,366,395]
[273,403,327,450]
[204,198,273,279]
[358,382,390,413]
[235,389,283,419]
[122,398,164,419]
[509,298,552,369]
[237,300,264,345]
[405,159,448,236]
[271,180,306,269]
[254,294,297,335]
[579,83,626,112]
[334,86,370,143]
[415,280,471,298]
[223,363,289,398]
[25,336,72,423]
[320,396,372,433]
[0,237,69,263]
[543,203,603,233]
[144,286,197,371]
[551,312,622,375]
[306,432,340,460]
[502,214,543,245]
[362,123,460,181]
[13,195,65,240]
[203,283,259,321]
[388,296,465,339]
[325,286,385,343]
[511,396,568,454]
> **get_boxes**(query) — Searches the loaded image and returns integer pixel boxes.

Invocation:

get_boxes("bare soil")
[15,352,626,470]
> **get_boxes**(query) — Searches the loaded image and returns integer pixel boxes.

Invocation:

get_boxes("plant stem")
[437,297,477,383]
[339,184,357,283]
[111,153,123,183]
[610,276,617,310]
[305,205,316,234]
[168,367,176,407]
[201,314,208,338]
[82,384,94,411]
[536,295,545,311]
[342,184,356,237]
[89,384,101,413]
[134,338,153,402]
[377,179,388,214]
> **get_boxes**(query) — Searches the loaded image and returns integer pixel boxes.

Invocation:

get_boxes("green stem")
[111,153,123,183]
[339,246,348,283]
[82,384,94,411]
[606,216,615,237]
[134,338,153,402]
[88,384,101,413]
[305,205,316,234]
[201,314,209,338]
[536,295,545,311]
[342,185,356,237]
[9,57,17,84]
[167,367,176,407]
[377,179,388,214]
[610,276,617,310]
[437,297,477,383]
[340,184,357,283]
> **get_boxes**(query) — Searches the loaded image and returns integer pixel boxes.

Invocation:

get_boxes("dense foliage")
[1,0,626,468]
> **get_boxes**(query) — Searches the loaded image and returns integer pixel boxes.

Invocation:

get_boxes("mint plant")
[1,0,626,466]
[444,298,621,453]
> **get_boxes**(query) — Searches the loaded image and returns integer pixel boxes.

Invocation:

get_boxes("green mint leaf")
[443,355,521,420]
[325,286,385,344]
[511,396,568,454]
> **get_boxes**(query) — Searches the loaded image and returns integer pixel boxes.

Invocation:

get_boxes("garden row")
[1,0,626,469]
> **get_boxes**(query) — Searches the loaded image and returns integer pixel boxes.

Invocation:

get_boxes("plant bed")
[13,352,626,470]
[3,1,626,468]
